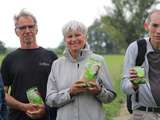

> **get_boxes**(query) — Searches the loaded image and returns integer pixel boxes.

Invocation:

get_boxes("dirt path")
[113,103,132,120]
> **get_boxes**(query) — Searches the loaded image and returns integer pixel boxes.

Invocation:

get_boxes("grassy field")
[103,55,125,120]
[0,54,5,63]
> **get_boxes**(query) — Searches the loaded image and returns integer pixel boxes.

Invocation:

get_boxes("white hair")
[62,20,88,37]
[145,9,160,24]
[14,8,37,26]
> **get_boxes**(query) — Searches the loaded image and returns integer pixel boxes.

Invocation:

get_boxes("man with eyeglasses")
[1,9,57,120]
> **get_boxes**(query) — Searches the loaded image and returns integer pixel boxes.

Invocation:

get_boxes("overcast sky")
[0,0,112,48]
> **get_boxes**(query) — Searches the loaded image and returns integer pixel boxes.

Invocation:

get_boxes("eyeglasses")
[16,24,35,31]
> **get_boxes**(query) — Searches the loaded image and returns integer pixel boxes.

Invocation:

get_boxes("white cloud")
[0,0,112,48]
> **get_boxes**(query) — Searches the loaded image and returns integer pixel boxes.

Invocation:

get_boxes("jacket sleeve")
[46,62,74,108]
[0,74,5,110]
[0,79,3,110]
[121,41,138,95]
[95,57,116,103]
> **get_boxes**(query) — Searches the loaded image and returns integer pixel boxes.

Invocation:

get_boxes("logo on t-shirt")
[39,62,50,66]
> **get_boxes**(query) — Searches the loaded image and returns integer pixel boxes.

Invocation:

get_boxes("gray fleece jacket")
[46,44,116,120]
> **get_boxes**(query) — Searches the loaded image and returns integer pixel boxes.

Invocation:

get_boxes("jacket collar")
[146,37,155,54]
[63,43,92,62]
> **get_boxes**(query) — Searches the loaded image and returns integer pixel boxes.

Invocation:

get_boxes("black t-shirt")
[1,47,57,120]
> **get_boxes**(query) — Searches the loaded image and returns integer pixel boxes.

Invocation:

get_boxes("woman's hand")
[87,80,102,95]
[69,79,88,97]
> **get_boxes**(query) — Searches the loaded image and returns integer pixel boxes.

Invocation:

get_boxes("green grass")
[0,54,5,63]
[103,55,125,120]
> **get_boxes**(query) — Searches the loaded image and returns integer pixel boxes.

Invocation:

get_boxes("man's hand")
[129,68,139,90]
[4,86,45,119]
[20,103,38,112]
[26,104,45,119]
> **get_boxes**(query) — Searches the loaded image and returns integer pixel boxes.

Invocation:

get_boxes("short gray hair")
[62,20,88,37]
[145,9,160,24]
[14,9,37,26]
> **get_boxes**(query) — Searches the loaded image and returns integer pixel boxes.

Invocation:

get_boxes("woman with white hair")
[46,20,116,120]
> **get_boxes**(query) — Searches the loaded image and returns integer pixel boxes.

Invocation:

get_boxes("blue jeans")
[0,110,8,120]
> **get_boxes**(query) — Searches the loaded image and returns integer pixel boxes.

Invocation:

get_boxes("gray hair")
[145,9,160,24]
[62,20,88,37]
[14,9,37,26]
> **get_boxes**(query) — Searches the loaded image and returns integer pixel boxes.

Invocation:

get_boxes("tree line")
[88,0,160,54]
[55,0,160,55]
[1,0,159,54]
